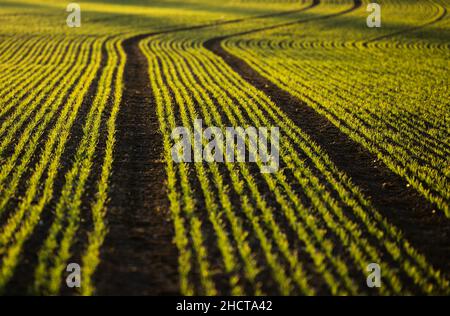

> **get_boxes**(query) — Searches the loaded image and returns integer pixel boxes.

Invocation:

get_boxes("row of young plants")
[223,0,450,216]
[0,0,306,295]
[139,1,449,292]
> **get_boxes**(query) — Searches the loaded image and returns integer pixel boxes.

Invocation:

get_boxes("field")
[0,0,449,295]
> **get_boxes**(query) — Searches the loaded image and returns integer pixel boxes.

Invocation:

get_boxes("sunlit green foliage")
[0,0,448,296]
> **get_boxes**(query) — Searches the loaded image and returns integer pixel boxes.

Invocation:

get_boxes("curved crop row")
[223,0,450,216]
[139,0,449,292]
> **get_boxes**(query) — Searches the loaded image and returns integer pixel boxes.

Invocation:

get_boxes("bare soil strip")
[203,0,450,274]
[92,5,321,295]
[93,35,180,295]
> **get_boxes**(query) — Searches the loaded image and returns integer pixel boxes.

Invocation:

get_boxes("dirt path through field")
[93,35,179,295]
[204,0,450,273]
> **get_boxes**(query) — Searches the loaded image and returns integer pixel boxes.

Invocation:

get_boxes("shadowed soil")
[93,35,179,296]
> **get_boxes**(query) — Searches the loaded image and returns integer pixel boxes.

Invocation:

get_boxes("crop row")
[0,0,308,295]
[0,28,127,295]
[223,0,450,216]
[139,7,449,292]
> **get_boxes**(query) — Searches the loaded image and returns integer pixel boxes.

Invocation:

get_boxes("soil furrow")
[93,35,179,295]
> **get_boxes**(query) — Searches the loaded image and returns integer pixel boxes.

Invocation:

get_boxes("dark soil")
[93,35,179,296]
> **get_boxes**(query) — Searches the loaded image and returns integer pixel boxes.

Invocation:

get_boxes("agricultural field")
[0,0,448,296]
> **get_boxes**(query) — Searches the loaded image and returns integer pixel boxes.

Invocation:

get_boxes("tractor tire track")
[93,34,180,295]
[204,0,450,274]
